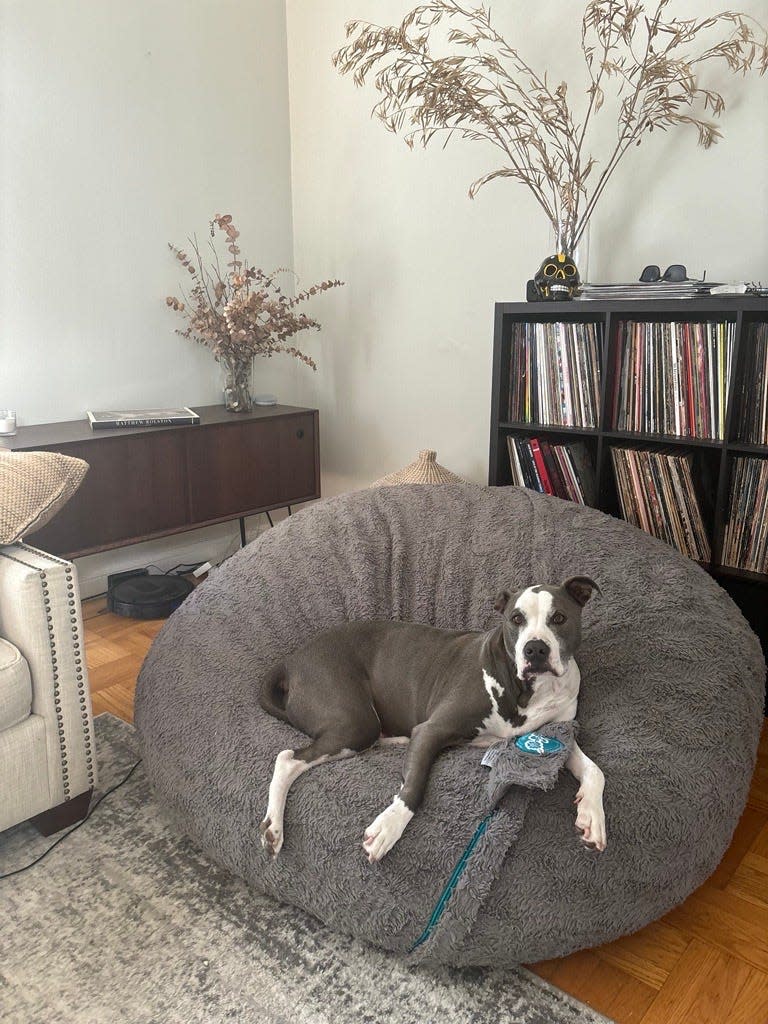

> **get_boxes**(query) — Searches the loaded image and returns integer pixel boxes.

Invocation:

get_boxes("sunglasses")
[639,264,688,283]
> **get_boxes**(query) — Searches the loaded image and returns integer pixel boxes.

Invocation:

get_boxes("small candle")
[0,410,17,435]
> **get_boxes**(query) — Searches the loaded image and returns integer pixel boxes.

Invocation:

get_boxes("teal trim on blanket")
[409,810,498,952]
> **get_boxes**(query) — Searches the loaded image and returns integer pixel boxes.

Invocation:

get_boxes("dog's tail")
[259,663,290,722]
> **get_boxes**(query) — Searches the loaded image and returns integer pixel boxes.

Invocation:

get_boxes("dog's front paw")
[363,799,413,863]
[260,816,283,858]
[574,791,607,852]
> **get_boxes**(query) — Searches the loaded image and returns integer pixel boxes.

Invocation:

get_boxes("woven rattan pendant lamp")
[370,449,467,487]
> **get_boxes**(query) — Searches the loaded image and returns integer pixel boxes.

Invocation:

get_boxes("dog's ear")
[563,576,601,607]
[493,590,511,613]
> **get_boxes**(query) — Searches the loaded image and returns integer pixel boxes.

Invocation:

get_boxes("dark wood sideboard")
[3,404,320,558]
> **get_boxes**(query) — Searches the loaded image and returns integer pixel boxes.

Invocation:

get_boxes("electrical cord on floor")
[145,562,204,576]
[0,759,143,880]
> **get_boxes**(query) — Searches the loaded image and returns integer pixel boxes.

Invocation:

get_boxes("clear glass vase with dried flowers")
[334,1,767,295]
[221,353,253,413]
[166,215,343,411]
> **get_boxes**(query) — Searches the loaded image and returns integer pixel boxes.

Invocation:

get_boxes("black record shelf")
[488,297,768,667]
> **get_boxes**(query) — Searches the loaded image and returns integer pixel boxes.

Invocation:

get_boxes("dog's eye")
[510,612,525,626]
[550,612,567,625]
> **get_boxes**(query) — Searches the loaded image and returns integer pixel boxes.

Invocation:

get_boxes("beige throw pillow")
[0,450,89,543]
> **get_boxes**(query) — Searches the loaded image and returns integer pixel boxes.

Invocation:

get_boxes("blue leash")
[409,809,498,952]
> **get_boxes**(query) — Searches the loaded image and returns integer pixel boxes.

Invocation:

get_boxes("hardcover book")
[87,407,200,430]
[506,435,596,507]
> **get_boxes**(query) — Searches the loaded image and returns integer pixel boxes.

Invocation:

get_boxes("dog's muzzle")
[522,638,553,675]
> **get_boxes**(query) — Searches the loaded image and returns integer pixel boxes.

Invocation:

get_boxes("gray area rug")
[0,715,614,1024]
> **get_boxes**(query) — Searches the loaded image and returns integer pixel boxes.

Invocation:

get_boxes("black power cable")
[0,759,142,880]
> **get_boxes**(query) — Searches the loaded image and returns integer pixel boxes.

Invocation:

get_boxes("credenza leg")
[239,516,247,547]
[265,510,274,528]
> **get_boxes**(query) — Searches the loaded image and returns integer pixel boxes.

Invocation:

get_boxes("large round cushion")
[135,485,765,966]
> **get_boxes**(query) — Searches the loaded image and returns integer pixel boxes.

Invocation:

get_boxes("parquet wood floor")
[83,598,768,1023]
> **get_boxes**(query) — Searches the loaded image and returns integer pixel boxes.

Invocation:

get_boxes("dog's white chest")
[477,665,580,740]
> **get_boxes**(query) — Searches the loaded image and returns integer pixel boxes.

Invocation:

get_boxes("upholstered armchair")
[0,543,97,835]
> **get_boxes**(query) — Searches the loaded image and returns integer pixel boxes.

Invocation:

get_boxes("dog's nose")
[523,639,550,663]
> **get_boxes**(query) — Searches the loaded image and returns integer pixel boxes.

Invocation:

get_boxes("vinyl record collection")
[507,321,601,428]
[736,323,768,444]
[611,320,734,439]
[494,305,768,585]
[506,436,596,505]
[610,446,711,561]
[721,457,768,573]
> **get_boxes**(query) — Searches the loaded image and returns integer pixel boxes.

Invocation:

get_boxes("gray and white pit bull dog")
[259,576,606,863]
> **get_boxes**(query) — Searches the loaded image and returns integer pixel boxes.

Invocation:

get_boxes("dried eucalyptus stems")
[334,1,768,253]
[167,215,343,373]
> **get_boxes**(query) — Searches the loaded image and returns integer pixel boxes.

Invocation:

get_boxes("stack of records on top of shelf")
[610,446,711,562]
[721,458,768,574]
[611,320,734,439]
[507,436,596,506]
[736,323,768,445]
[578,281,712,301]
[508,321,601,427]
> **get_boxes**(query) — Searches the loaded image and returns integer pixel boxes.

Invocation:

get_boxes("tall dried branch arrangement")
[166,215,343,371]
[333,1,768,251]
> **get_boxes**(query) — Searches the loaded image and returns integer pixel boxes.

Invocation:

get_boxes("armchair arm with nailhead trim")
[0,542,96,834]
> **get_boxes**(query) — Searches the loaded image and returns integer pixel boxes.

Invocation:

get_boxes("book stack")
[507,322,601,428]
[721,458,768,573]
[578,281,711,302]
[612,321,734,439]
[610,446,710,561]
[736,323,768,444]
[507,436,597,505]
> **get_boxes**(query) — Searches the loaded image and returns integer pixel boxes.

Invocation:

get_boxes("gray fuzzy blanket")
[135,485,765,967]
[408,722,578,966]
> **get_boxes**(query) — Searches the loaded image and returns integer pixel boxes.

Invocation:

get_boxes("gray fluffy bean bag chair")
[135,485,765,967]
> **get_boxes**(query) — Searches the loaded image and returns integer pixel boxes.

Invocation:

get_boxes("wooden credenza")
[4,404,320,558]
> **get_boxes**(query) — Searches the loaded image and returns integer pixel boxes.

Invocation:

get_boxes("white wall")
[0,0,298,593]
[286,0,768,495]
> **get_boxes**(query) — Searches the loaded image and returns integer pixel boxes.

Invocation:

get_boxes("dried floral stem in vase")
[166,214,343,409]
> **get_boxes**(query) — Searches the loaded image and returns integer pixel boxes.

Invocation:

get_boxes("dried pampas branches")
[333,1,768,252]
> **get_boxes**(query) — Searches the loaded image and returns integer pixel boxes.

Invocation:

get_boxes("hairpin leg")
[266,510,274,528]
[239,517,247,547]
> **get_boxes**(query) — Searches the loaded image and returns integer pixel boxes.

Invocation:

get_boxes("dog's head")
[493,577,600,682]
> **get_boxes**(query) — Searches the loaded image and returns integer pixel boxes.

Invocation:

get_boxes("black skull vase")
[527,253,581,302]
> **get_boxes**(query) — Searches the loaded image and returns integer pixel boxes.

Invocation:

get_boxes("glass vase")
[221,355,253,413]
[549,221,590,284]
